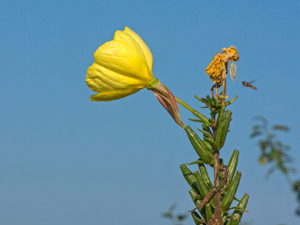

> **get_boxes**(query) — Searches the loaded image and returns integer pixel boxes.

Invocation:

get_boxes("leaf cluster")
[181,151,248,225]
[162,204,189,225]
[180,94,248,224]
[250,117,293,177]
[251,117,300,217]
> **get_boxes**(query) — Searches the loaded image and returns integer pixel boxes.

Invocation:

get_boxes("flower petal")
[86,27,154,101]
[93,39,152,82]
[205,53,224,83]
[86,63,146,101]
[122,27,153,74]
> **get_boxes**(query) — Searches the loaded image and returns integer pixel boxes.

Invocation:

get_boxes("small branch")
[188,185,219,212]
[211,82,222,100]
[220,165,229,193]
[188,161,229,215]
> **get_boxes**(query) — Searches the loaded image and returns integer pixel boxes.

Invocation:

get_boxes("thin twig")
[188,166,229,213]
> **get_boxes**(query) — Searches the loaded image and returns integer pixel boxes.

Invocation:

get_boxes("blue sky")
[1,0,300,224]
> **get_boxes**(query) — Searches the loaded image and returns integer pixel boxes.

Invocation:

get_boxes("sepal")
[147,78,185,128]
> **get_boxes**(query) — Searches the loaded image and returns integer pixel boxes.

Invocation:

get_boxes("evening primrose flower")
[86,27,154,101]
[86,27,184,128]
[205,45,239,84]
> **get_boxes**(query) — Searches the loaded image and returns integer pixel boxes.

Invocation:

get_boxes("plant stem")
[221,79,226,108]
[221,61,229,108]
[212,151,223,225]
[210,116,223,225]
[175,96,196,114]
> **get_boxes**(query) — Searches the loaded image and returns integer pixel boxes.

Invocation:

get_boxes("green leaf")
[180,164,200,195]
[197,128,214,141]
[216,106,225,127]
[205,203,213,221]
[221,171,242,214]
[198,164,214,190]
[191,211,206,225]
[194,171,215,208]
[185,126,214,166]
[215,110,232,150]
[189,119,203,123]
[226,193,249,225]
[186,159,205,165]
[189,189,207,220]
[225,95,238,106]
[228,150,239,182]
[272,125,289,131]
[195,95,209,104]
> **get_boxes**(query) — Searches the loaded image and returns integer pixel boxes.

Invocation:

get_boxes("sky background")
[1,0,300,224]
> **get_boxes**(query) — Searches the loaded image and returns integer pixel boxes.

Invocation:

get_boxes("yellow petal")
[122,27,153,74]
[93,38,152,82]
[205,53,225,83]
[86,63,148,101]
[221,45,239,62]
[88,85,142,102]
[86,27,154,101]
[205,46,239,84]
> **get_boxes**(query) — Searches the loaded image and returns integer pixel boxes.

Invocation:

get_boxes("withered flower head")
[205,45,239,84]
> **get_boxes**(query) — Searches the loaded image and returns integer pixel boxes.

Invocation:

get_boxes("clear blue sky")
[1,1,300,224]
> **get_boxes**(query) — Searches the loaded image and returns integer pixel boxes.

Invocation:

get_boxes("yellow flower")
[86,27,184,128]
[86,27,154,101]
[205,45,239,84]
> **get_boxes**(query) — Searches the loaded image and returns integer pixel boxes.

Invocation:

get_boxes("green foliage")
[185,126,214,166]
[293,180,300,216]
[251,117,300,217]
[180,94,249,224]
[250,116,294,177]
[226,194,249,225]
[215,110,232,151]
[227,150,239,183]
[162,204,189,225]
[221,171,241,214]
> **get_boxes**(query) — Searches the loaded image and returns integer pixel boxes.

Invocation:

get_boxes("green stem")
[212,114,223,224]
[176,96,212,126]
[175,96,196,114]
[221,79,226,108]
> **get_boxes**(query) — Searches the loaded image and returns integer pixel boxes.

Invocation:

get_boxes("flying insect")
[242,81,257,90]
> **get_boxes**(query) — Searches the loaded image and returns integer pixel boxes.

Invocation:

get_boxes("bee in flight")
[242,81,257,90]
